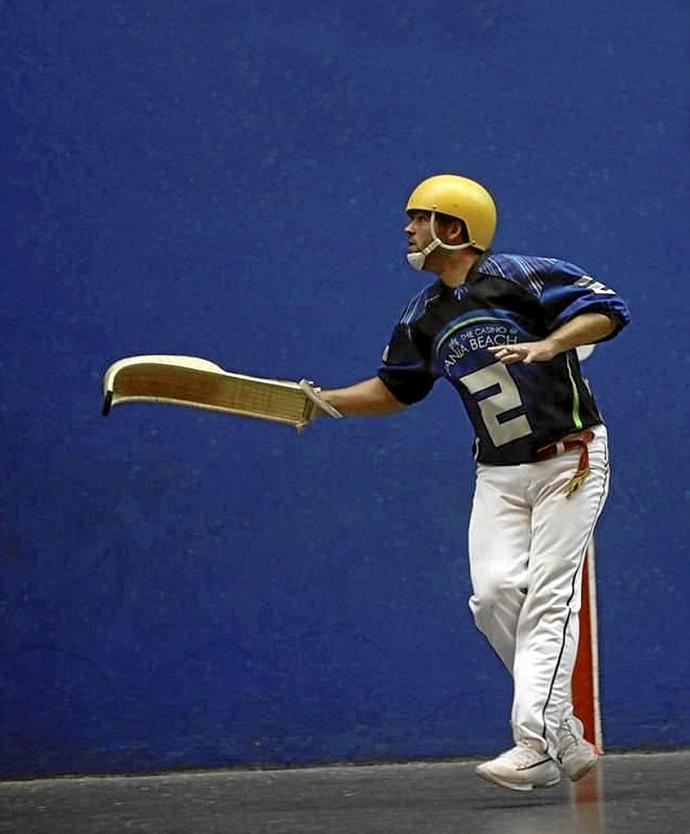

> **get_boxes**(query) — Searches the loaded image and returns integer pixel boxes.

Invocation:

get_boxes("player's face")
[405,211,434,254]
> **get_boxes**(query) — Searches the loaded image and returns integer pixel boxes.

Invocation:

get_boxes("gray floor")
[1,751,688,834]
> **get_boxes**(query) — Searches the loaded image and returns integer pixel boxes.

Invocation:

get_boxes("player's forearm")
[320,377,406,417]
[545,312,617,355]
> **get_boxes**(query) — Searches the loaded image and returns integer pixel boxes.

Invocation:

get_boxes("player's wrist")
[541,335,565,358]
[298,381,343,420]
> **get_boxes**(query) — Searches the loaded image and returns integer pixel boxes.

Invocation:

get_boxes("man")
[319,174,630,791]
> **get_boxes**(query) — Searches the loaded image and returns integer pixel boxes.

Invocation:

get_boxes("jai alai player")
[320,174,630,791]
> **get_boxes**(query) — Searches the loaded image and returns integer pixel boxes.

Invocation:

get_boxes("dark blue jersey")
[378,253,631,465]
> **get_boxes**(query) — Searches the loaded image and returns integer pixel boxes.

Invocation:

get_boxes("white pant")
[468,425,610,756]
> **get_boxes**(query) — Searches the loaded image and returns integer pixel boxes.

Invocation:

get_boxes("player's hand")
[488,340,559,365]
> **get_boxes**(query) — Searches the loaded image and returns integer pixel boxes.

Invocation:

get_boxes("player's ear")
[436,213,466,244]
[445,218,466,244]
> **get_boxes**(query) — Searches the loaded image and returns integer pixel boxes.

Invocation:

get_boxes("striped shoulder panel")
[479,253,558,297]
[400,283,441,325]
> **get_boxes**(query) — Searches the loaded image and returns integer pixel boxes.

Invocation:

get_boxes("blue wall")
[2,0,689,777]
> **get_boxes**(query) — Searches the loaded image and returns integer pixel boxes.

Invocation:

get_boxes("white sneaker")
[475,744,561,792]
[556,717,601,781]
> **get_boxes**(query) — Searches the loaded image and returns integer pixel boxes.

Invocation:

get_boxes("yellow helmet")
[406,174,497,251]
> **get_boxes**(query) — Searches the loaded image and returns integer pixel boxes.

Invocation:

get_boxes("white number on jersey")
[459,362,532,447]
[575,275,616,295]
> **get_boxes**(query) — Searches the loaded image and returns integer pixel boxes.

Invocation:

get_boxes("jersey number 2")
[459,362,532,447]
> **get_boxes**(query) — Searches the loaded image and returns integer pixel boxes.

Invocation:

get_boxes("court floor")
[1,750,687,833]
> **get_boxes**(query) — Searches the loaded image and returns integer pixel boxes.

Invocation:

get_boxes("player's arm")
[493,261,631,365]
[318,311,434,415]
[489,312,617,365]
[319,376,407,417]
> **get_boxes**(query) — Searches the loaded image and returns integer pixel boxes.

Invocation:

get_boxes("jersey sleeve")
[540,260,631,338]
[377,323,436,405]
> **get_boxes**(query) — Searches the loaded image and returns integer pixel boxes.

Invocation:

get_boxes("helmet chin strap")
[406,210,475,271]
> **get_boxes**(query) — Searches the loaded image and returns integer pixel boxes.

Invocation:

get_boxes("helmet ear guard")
[406,174,497,253]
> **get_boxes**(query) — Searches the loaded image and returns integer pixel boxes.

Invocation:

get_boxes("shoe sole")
[476,768,561,792]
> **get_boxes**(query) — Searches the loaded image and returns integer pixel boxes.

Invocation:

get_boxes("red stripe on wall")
[573,550,596,744]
